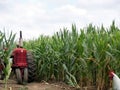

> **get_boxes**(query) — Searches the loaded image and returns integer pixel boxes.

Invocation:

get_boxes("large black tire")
[0,70,5,80]
[23,68,28,84]
[0,59,5,80]
[27,51,36,82]
[15,68,22,84]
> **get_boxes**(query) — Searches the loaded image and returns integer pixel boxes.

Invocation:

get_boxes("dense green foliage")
[24,21,120,89]
[0,31,15,89]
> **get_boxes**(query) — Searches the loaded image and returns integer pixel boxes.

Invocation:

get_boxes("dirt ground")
[0,79,76,90]
[0,79,113,90]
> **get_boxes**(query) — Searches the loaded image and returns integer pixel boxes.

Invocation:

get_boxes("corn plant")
[0,30,15,89]
[24,21,120,89]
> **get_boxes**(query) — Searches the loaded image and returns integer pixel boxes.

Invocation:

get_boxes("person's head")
[20,46,23,48]
[16,44,20,48]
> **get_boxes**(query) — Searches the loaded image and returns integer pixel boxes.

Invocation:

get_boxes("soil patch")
[0,79,75,90]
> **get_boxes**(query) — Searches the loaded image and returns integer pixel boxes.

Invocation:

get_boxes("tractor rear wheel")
[23,68,28,84]
[27,51,36,82]
[15,68,22,84]
[0,71,4,80]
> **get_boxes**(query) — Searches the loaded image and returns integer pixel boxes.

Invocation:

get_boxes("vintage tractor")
[11,31,36,84]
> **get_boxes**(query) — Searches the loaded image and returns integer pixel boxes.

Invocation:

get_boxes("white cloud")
[54,5,86,16]
[77,0,119,8]
[0,0,120,40]
[78,0,115,4]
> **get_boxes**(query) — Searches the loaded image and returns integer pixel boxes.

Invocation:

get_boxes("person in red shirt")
[11,44,27,68]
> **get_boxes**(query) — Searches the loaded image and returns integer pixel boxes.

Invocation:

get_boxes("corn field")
[0,31,15,89]
[24,21,120,89]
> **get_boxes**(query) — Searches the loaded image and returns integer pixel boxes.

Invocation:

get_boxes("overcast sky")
[0,0,120,40]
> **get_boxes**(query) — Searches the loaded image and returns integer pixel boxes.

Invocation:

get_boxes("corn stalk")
[0,31,15,89]
[24,21,120,89]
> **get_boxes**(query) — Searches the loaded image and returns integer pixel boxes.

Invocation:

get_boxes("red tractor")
[0,31,36,84]
[11,31,36,84]
[12,45,28,84]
